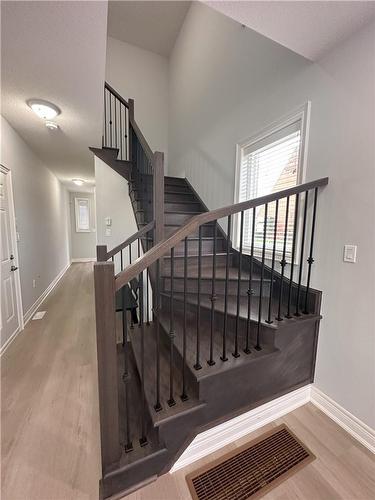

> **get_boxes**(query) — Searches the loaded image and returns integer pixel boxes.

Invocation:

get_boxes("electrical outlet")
[32,279,36,288]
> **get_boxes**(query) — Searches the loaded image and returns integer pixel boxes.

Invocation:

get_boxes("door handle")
[11,265,18,272]
[10,254,14,260]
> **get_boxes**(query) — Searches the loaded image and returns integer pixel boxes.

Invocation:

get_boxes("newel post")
[152,151,165,244]
[96,245,108,262]
[94,261,121,473]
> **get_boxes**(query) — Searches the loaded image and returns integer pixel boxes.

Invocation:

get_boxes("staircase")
[92,83,328,499]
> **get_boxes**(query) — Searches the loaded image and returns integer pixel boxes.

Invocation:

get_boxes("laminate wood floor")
[1,263,374,500]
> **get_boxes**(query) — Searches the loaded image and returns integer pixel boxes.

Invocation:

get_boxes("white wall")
[69,191,96,260]
[0,116,70,318]
[106,36,169,171]
[95,157,138,270]
[169,4,375,428]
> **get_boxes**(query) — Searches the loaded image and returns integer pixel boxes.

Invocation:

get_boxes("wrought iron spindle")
[168,248,176,406]
[233,211,244,358]
[266,200,279,324]
[109,93,112,148]
[122,286,133,452]
[125,107,128,160]
[295,191,308,316]
[221,215,231,362]
[181,238,188,401]
[120,103,123,160]
[244,207,255,354]
[146,235,150,325]
[256,203,268,350]
[138,264,147,446]
[120,249,123,272]
[194,226,202,370]
[154,259,162,411]
[208,223,217,366]
[114,97,117,149]
[103,88,107,146]
[276,196,290,321]
[304,187,318,314]
[129,243,134,329]
[286,193,300,318]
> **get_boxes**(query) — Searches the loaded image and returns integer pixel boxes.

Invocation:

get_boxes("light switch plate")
[105,227,112,237]
[343,244,357,263]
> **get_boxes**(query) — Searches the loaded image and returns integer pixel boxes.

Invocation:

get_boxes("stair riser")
[164,212,199,225]
[165,225,216,238]
[161,296,276,348]
[170,238,226,256]
[164,192,196,202]
[163,254,232,275]
[162,278,270,296]
[165,202,203,212]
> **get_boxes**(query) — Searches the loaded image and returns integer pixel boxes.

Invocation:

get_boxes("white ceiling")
[205,1,375,61]
[107,1,191,57]
[1,1,108,192]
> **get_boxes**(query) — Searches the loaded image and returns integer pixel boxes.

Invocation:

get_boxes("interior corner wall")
[0,115,70,318]
[168,3,375,428]
[105,36,169,172]
[69,191,97,260]
[95,156,138,260]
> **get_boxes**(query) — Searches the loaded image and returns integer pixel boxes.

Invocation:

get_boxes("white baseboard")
[23,263,70,325]
[171,385,311,472]
[310,386,375,454]
[71,258,96,263]
[0,326,21,356]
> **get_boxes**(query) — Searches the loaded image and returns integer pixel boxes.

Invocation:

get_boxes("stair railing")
[94,176,328,472]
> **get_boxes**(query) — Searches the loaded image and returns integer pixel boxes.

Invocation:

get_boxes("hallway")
[1,263,374,500]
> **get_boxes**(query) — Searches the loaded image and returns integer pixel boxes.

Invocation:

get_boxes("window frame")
[75,197,92,233]
[233,102,311,260]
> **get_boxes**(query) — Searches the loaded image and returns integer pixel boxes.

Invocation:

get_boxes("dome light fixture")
[27,99,60,120]
[72,179,85,186]
[45,121,59,130]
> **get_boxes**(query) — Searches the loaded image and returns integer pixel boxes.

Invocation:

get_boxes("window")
[234,103,310,259]
[75,197,91,232]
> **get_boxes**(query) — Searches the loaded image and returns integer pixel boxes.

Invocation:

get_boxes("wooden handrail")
[129,115,154,162]
[105,82,129,108]
[104,220,155,261]
[115,177,328,291]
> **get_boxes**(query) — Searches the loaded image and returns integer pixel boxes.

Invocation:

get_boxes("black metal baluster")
[138,262,147,446]
[168,248,176,406]
[125,107,128,160]
[154,259,162,411]
[256,204,268,350]
[233,211,244,358]
[122,286,133,452]
[304,187,318,314]
[109,92,112,148]
[221,215,231,362]
[129,243,134,329]
[103,88,107,147]
[120,103,123,160]
[194,226,202,370]
[120,249,123,272]
[114,97,117,149]
[146,235,150,325]
[208,223,217,366]
[266,200,279,324]
[181,238,189,401]
[295,191,309,316]
[286,194,300,318]
[244,207,255,354]
[276,196,290,321]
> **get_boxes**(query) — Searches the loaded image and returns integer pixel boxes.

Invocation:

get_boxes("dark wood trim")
[97,245,108,262]
[106,221,155,260]
[129,116,153,162]
[115,178,329,291]
[105,82,129,109]
[152,152,165,245]
[94,262,121,472]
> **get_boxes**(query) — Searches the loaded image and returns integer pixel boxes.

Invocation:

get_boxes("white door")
[0,168,21,349]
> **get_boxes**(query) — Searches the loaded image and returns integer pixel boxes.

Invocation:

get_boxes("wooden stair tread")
[129,322,204,426]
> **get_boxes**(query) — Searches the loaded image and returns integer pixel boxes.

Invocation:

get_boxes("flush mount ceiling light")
[72,179,85,186]
[45,121,59,130]
[27,99,60,120]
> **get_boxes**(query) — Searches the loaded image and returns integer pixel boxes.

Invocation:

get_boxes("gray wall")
[1,115,70,318]
[69,191,96,260]
[106,36,169,171]
[169,4,375,427]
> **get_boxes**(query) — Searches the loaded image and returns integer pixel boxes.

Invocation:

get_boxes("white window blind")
[238,120,302,257]
[75,198,90,232]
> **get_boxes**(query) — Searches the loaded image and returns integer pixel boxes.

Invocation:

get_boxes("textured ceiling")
[205,1,375,61]
[107,1,191,57]
[1,0,108,191]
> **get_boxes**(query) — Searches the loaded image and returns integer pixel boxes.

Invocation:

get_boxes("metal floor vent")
[186,424,315,500]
